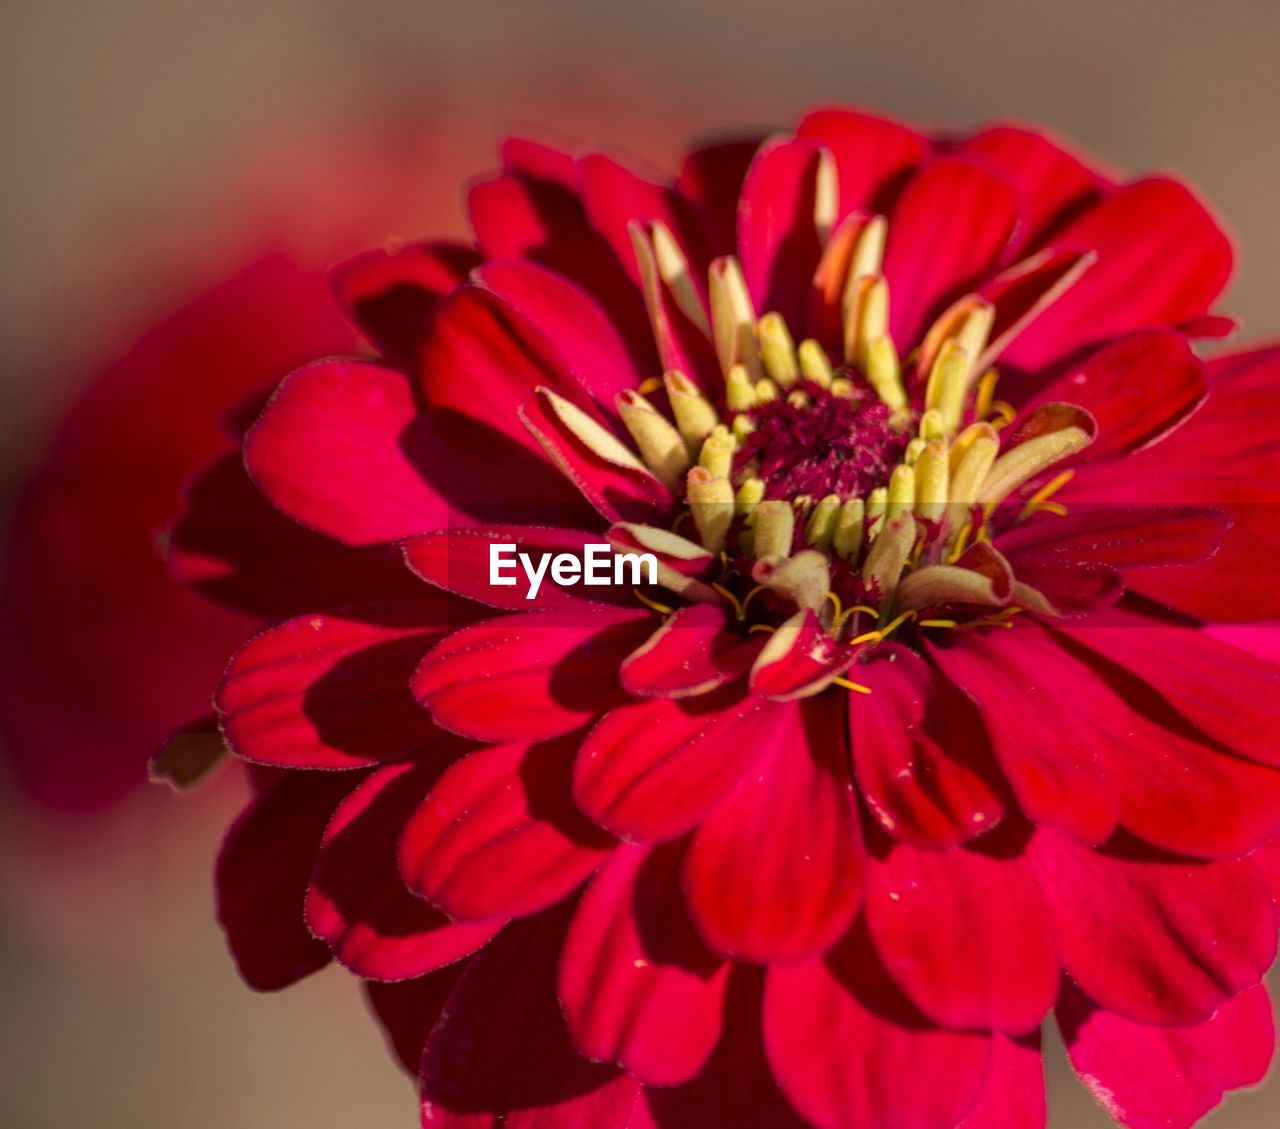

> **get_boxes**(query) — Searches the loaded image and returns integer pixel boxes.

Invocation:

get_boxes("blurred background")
[3,1,1280,1125]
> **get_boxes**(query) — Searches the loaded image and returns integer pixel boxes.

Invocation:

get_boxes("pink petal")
[398,735,614,922]
[244,359,453,545]
[737,137,828,332]
[218,607,447,769]
[795,106,929,222]
[1057,979,1275,1129]
[403,525,634,612]
[573,692,776,842]
[929,629,1119,845]
[475,259,648,405]
[683,696,863,962]
[422,906,643,1128]
[216,772,352,990]
[559,842,729,1086]
[305,763,500,980]
[884,158,1020,350]
[848,644,1005,848]
[621,604,763,698]
[1019,329,1207,460]
[866,834,1058,1033]
[764,923,993,1129]
[957,1033,1046,1129]
[331,239,479,366]
[411,609,650,743]
[1029,827,1276,1025]
[959,124,1106,247]
[1002,178,1233,371]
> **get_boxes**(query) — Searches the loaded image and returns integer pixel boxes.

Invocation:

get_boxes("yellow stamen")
[974,368,1000,421]
[988,400,1017,429]
[664,370,720,451]
[831,676,873,695]
[633,588,675,616]
[919,618,959,629]
[757,313,800,386]
[798,339,834,387]
[616,389,690,491]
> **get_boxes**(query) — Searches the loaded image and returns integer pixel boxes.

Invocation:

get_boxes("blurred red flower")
[179,108,1280,1128]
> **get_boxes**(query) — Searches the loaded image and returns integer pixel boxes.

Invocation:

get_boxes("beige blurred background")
[3,1,1280,1125]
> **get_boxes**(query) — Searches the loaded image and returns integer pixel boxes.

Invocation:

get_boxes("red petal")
[749,608,857,700]
[475,259,648,407]
[1002,179,1233,371]
[620,603,763,698]
[216,772,352,990]
[764,922,993,1129]
[884,158,1020,350]
[678,137,762,257]
[959,124,1105,247]
[737,137,828,332]
[683,697,863,962]
[848,644,1005,848]
[929,629,1119,845]
[559,842,729,1086]
[403,525,634,612]
[1050,616,1280,769]
[795,106,929,222]
[1057,980,1274,1129]
[218,608,447,769]
[519,388,674,524]
[331,240,478,366]
[422,906,642,1128]
[574,692,776,842]
[305,763,499,980]
[866,834,1058,1033]
[1020,329,1207,460]
[364,968,466,1075]
[957,1033,1046,1129]
[412,609,649,743]
[244,360,451,545]
[1029,827,1276,1025]
[399,736,613,922]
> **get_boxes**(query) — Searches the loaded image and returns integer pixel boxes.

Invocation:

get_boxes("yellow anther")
[755,377,780,403]
[698,425,736,479]
[919,409,946,442]
[725,364,758,412]
[914,440,949,521]
[651,220,710,337]
[830,377,855,398]
[948,520,973,562]
[709,256,762,380]
[753,500,795,559]
[740,585,771,618]
[924,340,971,435]
[734,475,765,516]
[709,582,746,620]
[864,335,907,411]
[1022,468,1075,510]
[686,466,734,553]
[989,400,1017,429]
[732,413,757,442]
[918,618,960,629]
[974,368,1000,421]
[831,676,873,695]
[833,498,866,559]
[616,389,690,492]
[747,622,777,635]
[633,588,676,616]
[798,339,834,387]
[865,486,888,540]
[805,495,842,551]
[877,608,918,640]
[664,370,720,451]
[757,313,800,387]
[637,375,665,397]
[887,463,916,515]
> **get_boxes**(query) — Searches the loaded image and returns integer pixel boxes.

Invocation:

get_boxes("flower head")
[181,109,1280,1129]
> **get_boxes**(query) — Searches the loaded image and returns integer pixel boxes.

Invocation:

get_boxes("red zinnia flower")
[183,108,1280,1128]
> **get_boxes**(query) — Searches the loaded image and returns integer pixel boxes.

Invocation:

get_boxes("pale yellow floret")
[978,427,1093,505]
[686,467,734,553]
[650,220,710,336]
[865,487,888,540]
[924,340,972,435]
[949,434,1000,505]
[903,438,926,466]
[887,463,916,515]
[852,277,890,373]
[919,409,945,442]
[757,313,800,387]
[709,257,763,380]
[862,513,916,607]
[914,440,949,522]
[725,364,758,412]
[731,414,756,442]
[664,370,719,452]
[805,495,842,551]
[755,378,780,403]
[864,335,907,411]
[616,389,690,491]
[753,500,795,560]
[833,498,866,559]
[735,476,765,516]
[815,150,839,241]
[798,339,834,387]
[830,377,854,398]
[698,425,736,479]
